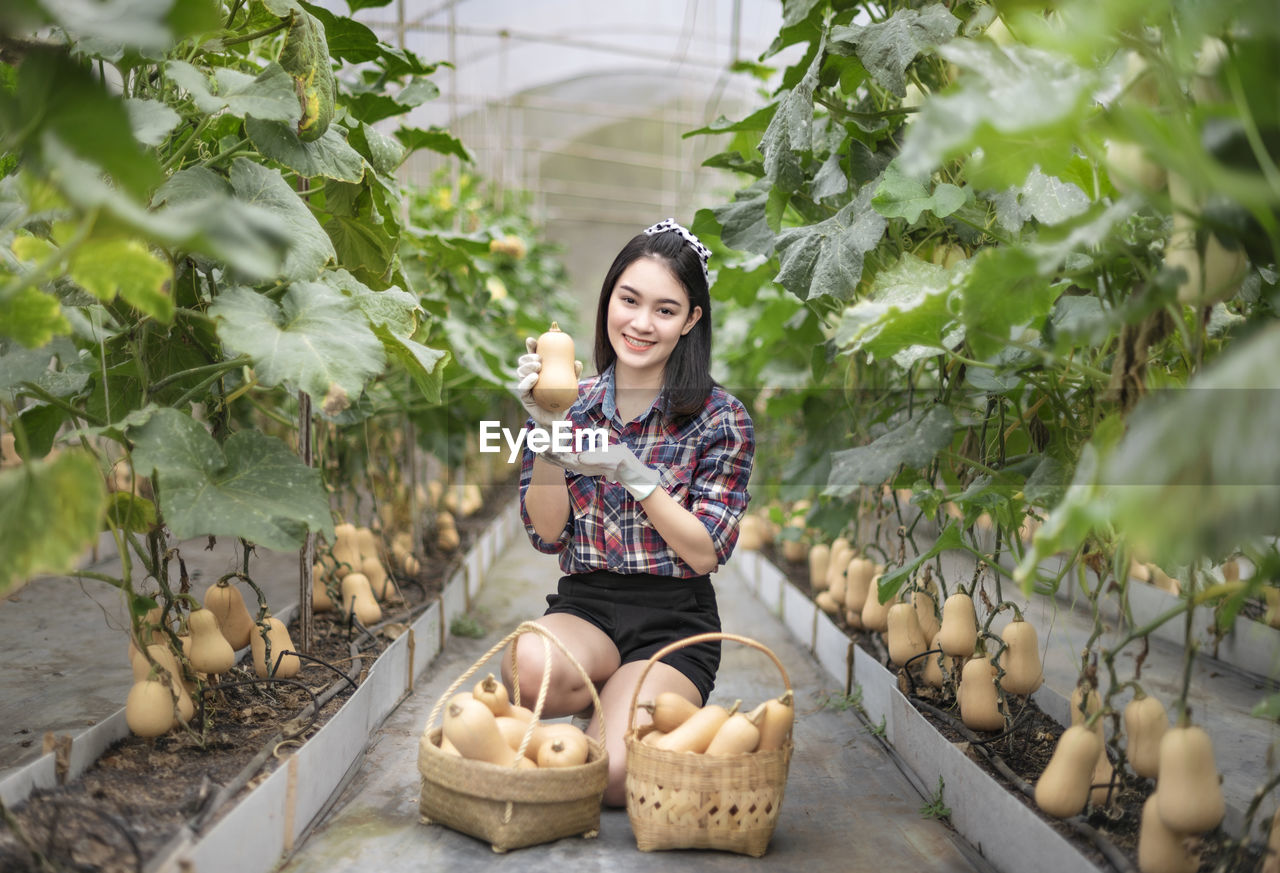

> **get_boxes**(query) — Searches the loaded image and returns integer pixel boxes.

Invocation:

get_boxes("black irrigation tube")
[189,630,371,834]
[909,695,1137,873]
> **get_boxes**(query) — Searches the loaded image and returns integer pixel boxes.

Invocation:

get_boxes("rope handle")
[425,620,606,763]
[624,631,792,737]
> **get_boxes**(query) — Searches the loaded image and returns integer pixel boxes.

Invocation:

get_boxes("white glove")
[561,442,660,501]
[515,336,560,429]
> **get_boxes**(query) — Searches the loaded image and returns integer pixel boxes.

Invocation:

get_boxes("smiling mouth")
[622,334,656,351]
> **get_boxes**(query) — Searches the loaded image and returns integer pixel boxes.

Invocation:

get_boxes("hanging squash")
[998,616,1043,696]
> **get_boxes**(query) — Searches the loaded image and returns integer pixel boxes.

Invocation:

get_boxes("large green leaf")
[123,98,182,147]
[323,214,396,276]
[129,408,334,551]
[834,253,960,363]
[711,180,775,257]
[828,3,961,96]
[300,1,382,62]
[960,245,1060,359]
[2,47,161,198]
[68,238,173,322]
[774,185,886,301]
[990,166,1092,233]
[228,158,336,281]
[394,126,473,162]
[825,405,956,496]
[1101,323,1280,565]
[244,118,367,182]
[0,450,107,599]
[872,160,966,223]
[897,39,1095,187]
[0,287,70,348]
[166,61,300,123]
[759,29,824,193]
[211,281,385,409]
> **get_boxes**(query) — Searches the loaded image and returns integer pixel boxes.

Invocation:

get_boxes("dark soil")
[0,482,515,873]
[761,543,1265,873]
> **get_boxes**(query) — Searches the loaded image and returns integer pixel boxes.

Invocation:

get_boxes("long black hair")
[592,227,713,421]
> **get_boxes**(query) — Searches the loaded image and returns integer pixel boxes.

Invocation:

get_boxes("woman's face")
[606,256,702,381]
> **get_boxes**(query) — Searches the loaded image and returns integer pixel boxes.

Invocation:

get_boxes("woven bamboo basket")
[624,632,794,857]
[417,621,608,853]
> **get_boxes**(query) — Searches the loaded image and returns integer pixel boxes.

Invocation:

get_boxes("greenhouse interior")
[0,0,1277,872]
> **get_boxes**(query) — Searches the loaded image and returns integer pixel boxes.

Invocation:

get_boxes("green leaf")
[348,122,405,176]
[825,405,956,496]
[228,158,336,281]
[105,491,157,534]
[774,186,887,301]
[897,40,1095,187]
[828,4,961,96]
[211,281,385,407]
[960,246,1060,359]
[16,402,64,459]
[123,98,182,147]
[165,61,300,124]
[0,451,107,599]
[322,268,417,335]
[0,287,70,347]
[1101,322,1280,566]
[0,337,78,399]
[323,214,396,276]
[711,180,775,257]
[68,238,173,322]
[759,29,825,193]
[991,166,1091,232]
[129,408,334,551]
[876,523,966,602]
[3,47,161,198]
[834,253,959,362]
[872,160,966,223]
[374,324,448,404]
[244,117,367,182]
[394,126,473,162]
[299,1,382,62]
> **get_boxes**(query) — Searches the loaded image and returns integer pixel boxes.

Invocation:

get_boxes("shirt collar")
[595,363,663,425]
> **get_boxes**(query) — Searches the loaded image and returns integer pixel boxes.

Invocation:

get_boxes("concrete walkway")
[275,539,995,873]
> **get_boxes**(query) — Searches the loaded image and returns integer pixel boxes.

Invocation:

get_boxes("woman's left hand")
[559,443,660,501]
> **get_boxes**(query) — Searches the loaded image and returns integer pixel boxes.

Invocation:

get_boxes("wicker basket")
[624,632,794,857]
[417,621,608,853]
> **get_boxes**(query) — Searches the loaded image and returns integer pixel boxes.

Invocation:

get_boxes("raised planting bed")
[0,491,522,873]
[731,546,1271,873]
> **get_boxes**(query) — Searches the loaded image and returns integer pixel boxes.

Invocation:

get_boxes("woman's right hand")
[516,336,561,429]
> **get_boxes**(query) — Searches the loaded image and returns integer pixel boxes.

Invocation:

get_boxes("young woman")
[503,218,755,806]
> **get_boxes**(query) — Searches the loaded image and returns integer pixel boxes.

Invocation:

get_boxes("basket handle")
[624,631,791,736]
[425,620,606,760]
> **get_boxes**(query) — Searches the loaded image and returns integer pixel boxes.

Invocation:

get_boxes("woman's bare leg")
[500,613,620,718]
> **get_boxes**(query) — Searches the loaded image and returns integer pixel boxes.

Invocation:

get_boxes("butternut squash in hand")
[531,322,580,412]
[1156,723,1225,834]
[1035,725,1103,818]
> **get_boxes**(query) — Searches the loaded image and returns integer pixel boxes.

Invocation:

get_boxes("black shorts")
[544,569,721,703]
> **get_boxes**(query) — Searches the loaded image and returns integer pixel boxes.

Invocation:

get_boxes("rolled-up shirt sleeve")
[689,401,754,566]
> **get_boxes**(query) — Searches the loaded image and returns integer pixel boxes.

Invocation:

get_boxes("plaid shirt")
[519,365,754,577]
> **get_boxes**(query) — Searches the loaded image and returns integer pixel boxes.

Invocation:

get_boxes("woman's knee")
[505,634,585,707]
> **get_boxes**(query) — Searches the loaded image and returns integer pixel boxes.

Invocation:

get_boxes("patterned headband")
[643,218,710,283]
